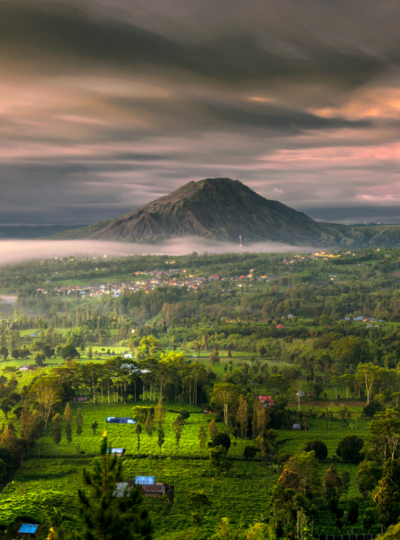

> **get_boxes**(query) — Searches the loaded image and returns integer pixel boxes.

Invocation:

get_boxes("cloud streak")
[1,0,400,224]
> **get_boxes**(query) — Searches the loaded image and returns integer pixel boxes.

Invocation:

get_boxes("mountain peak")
[47,177,369,247]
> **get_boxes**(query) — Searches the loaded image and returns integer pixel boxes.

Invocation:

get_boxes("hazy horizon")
[0,238,315,266]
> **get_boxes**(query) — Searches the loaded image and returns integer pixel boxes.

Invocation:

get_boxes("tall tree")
[51,413,63,457]
[76,408,84,453]
[211,383,241,426]
[144,411,154,456]
[198,423,207,457]
[72,433,152,540]
[135,422,143,458]
[237,396,248,460]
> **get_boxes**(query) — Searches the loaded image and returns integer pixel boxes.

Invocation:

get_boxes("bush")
[0,458,7,484]
[179,409,190,420]
[363,400,382,418]
[304,440,328,461]
[336,435,364,463]
[274,453,293,466]
[244,446,260,461]
[209,433,231,452]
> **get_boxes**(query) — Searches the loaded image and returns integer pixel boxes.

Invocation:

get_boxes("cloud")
[0,0,399,223]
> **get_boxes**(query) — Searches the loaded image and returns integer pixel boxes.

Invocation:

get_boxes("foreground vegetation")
[0,248,400,539]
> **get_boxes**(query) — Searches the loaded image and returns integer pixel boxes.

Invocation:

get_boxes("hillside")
[47,178,400,247]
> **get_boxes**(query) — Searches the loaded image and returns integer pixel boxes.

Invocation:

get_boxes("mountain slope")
[48,178,400,247]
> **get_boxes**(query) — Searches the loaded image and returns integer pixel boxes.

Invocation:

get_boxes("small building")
[287,314,294,319]
[124,353,133,359]
[296,391,305,397]
[135,476,155,485]
[19,365,32,372]
[259,396,273,406]
[107,448,125,456]
[106,417,136,424]
[291,423,302,430]
[276,323,285,329]
[18,524,39,537]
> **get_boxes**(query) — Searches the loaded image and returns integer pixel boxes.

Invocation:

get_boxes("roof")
[135,475,155,485]
[18,524,39,534]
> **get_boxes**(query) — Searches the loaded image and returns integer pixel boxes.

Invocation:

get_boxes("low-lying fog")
[0,238,314,265]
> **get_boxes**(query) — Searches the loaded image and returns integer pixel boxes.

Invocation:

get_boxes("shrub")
[244,446,260,461]
[304,440,328,461]
[363,401,382,418]
[209,433,231,452]
[336,435,364,463]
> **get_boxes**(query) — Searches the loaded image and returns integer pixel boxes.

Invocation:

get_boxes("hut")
[17,524,40,537]
[106,417,136,424]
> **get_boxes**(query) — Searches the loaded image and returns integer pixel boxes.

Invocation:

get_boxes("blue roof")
[18,524,39,534]
[135,475,155,485]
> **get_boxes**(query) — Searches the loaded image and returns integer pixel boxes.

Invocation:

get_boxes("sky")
[2,0,400,225]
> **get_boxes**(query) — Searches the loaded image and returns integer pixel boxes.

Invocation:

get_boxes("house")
[19,365,32,372]
[287,314,294,319]
[291,423,302,430]
[354,316,364,322]
[296,391,305,397]
[107,448,125,456]
[106,417,136,424]
[259,396,273,406]
[17,524,40,538]
[276,323,285,329]
[307,393,316,397]
[124,353,133,359]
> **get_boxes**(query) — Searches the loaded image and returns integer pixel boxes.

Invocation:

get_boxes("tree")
[356,364,380,404]
[34,352,45,366]
[284,452,319,493]
[157,425,165,457]
[51,413,63,457]
[211,383,241,426]
[76,408,84,453]
[0,346,8,361]
[0,458,7,484]
[135,422,143,457]
[322,465,343,508]
[209,445,231,473]
[172,415,185,455]
[72,433,152,540]
[208,419,218,442]
[357,460,382,495]
[336,435,364,463]
[237,395,248,460]
[0,398,12,420]
[209,432,231,452]
[154,397,166,426]
[303,440,328,461]
[188,489,210,530]
[65,421,73,458]
[91,421,99,435]
[29,376,62,427]
[61,344,79,360]
[198,423,207,456]
[144,411,154,456]
[279,469,300,490]
[374,477,400,527]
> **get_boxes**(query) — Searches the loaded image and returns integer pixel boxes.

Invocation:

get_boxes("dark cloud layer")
[1,0,400,224]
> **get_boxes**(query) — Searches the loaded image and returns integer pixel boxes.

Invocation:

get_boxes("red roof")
[276,323,285,328]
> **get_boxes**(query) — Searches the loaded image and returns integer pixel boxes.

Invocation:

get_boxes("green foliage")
[71,434,152,540]
[303,440,328,461]
[336,435,364,463]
